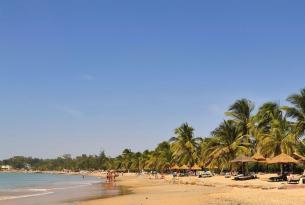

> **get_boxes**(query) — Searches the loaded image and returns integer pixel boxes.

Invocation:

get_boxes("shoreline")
[0,172,105,205]
[0,170,107,178]
[79,173,305,205]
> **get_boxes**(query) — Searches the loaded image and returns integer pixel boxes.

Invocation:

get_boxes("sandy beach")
[79,173,305,205]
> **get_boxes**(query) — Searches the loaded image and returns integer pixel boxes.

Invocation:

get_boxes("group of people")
[106,170,118,182]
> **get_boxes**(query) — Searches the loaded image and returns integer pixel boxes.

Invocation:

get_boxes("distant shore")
[0,170,107,178]
[79,173,305,205]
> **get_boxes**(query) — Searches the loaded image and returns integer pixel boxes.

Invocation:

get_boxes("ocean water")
[0,172,113,205]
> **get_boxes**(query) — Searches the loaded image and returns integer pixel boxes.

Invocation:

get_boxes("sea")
[0,172,122,205]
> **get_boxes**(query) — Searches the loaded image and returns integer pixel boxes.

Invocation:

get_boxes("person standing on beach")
[106,171,110,183]
[110,171,113,182]
[113,171,116,181]
[108,171,114,182]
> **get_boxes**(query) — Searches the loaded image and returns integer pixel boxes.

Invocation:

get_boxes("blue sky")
[1,0,305,159]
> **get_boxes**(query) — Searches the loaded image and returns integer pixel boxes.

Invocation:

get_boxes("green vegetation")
[1,88,305,173]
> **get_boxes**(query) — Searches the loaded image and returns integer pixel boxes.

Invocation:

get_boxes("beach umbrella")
[267,153,298,175]
[191,164,202,170]
[252,153,266,161]
[171,164,180,170]
[179,165,189,170]
[252,153,266,173]
[267,153,298,164]
[231,155,256,163]
[190,164,201,176]
[231,155,256,175]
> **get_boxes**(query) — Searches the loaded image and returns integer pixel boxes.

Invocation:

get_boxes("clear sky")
[1,0,305,159]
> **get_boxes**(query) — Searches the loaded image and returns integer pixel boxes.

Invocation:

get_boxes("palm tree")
[226,99,254,136]
[112,155,123,170]
[255,102,282,129]
[170,123,200,166]
[250,102,283,154]
[139,150,151,171]
[202,120,250,171]
[144,142,172,172]
[130,152,143,172]
[284,88,305,137]
[145,151,159,171]
[154,141,173,172]
[258,103,297,156]
[121,149,133,172]
[199,137,225,169]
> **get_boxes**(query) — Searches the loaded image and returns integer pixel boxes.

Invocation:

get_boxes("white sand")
[79,173,305,205]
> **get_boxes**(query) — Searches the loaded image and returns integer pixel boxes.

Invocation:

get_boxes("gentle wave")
[0,191,54,201]
[0,173,101,202]
[51,180,101,190]
[27,188,49,192]
[49,183,94,190]
[0,180,101,201]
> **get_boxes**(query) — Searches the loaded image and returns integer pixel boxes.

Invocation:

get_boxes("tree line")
[1,88,305,173]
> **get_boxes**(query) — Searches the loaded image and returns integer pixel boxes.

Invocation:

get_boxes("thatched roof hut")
[252,153,266,161]
[171,164,180,170]
[191,164,201,170]
[231,155,256,163]
[179,165,189,170]
[267,153,298,164]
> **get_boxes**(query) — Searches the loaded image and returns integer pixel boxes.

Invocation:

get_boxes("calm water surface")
[0,172,121,205]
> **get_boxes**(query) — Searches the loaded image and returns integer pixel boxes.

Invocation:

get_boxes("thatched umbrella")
[252,152,266,173]
[191,164,201,170]
[231,155,256,175]
[179,164,189,170]
[171,164,180,170]
[231,155,256,163]
[252,153,266,161]
[190,164,201,176]
[267,153,298,175]
[267,153,298,164]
